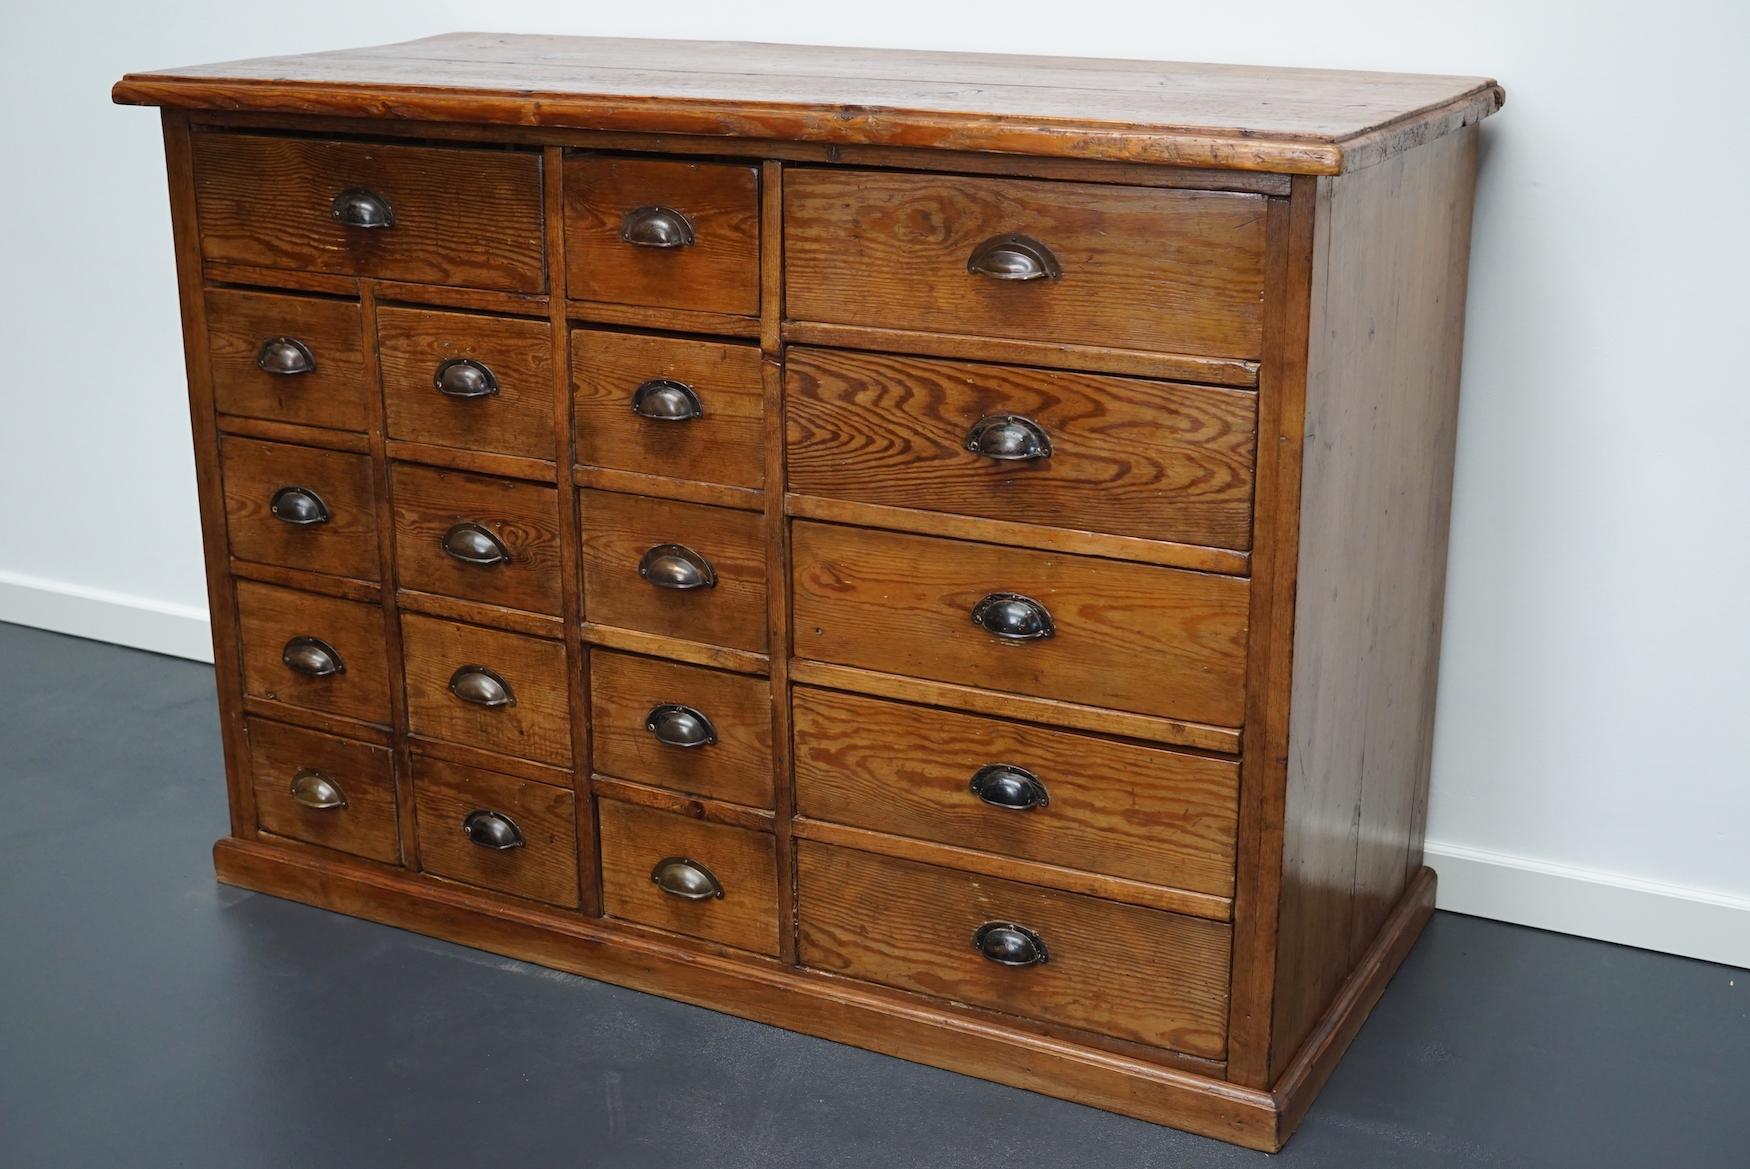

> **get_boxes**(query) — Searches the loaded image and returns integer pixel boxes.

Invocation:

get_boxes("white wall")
[5,1,1747,966]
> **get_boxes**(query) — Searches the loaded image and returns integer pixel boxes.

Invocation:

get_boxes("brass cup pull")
[971,593,1055,641]
[434,358,499,399]
[969,764,1049,810]
[621,205,696,248]
[442,522,510,567]
[639,543,716,590]
[645,703,717,748]
[256,336,316,376]
[282,636,344,678]
[630,378,704,422]
[651,856,724,900]
[331,187,395,229]
[270,486,330,526]
[289,768,346,811]
[463,809,524,850]
[973,921,1049,967]
[966,414,1052,461]
[967,233,1062,282]
[449,665,516,708]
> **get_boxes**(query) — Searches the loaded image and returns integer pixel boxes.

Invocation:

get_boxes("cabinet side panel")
[1270,125,1477,1079]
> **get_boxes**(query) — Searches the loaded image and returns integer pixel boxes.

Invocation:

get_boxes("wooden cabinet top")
[112,33,1502,175]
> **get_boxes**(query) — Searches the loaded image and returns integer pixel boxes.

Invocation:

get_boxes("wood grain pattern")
[204,288,367,431]
[217,414,372,455]
[798,842,1230,1057]
[400,612,573,768]
[377,306,554,461]
[190,132,545,291]
[785,169,1267,358]
[219,435,379,579]
[235,579,390,726]
[785,347,1257,549]
[791,521,1249,726]
[412,755,579,908]
[598,799,779,955]
[247,717,399,863]
[591,776,775,833]
[390,463,562,615]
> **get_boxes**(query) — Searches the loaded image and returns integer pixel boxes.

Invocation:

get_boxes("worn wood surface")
[377,306,554,461]
[399,612,573,767]
[219,435,380,580]
[246,717,400,863]
[204,288,368,432]
[389,463,563,616]
[234,580,391,726]
[412,755,579,907]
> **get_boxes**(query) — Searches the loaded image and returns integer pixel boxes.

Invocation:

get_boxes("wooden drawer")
[563,156,760,317]
[400,614,572,767]
[784,169,1267,358]
[220,436,378,580]
[235,580,390,726]
[785,348,1258,550]
[191,133,545,292]
[205,288,367,431]
[413,756,579,908]
[390,464,562,616]
[573,328,765,491]
[247,718,399,864]
[793,688,1238,897]
[791,522,1249,726]
[579,491,767,655]
[589,651,772,808]
[378,307,555,462]
[797,842,1229,1056]
[598,799,779,955]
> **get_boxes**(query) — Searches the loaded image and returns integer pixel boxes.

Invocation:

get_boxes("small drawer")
[573,328,764,491]
[786,347,1259,550]
[400,613,572,767]
[391,464,563,616]
[191,133,545,292]
[790,522,1248,727]
[598,799,778,955]
[235,580,391,726]
[247,718,399,864]
[793,688,1239,897]
[205,288,367,431]
[378,307,555,462]
[797,842,1230,1056]
[220,436,379,580]
[589,651,773,808]
[564,156,760,317]
[413,756,579,908]
[579,490,767,654]
[784,169,1267,358]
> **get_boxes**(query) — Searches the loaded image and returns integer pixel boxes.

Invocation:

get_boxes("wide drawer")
[400,614,572,767]
[220,436,379,580]
[377,306,555,462]
[247,718,399,864]
[390,464,563,616]
[413,756,579,908]
[235,581,390,726]
[783,169,1267,357]
[205,288,367,431]
[792,688,1239,897]
[589,651,773,808]
[598,799,779,955]
[191,133,545,292]
[790,522,1249,727]
[785,348,1258,550]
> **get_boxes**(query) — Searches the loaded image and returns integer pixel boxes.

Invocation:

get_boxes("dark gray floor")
[1,622,1743,1168]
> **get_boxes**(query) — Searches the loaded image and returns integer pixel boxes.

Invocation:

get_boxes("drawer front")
[786,348,1258,550]
[220,436,379,580]
[793,688,1238,896]
[589,651,773,808]
[378,307,555,461]
[573,329,764,490]
[580,491,768,654]
[413,756,579,908]
[247,718,399,864]
[391,464,562,616]
[791,522,1249,726]
[784,169,1267,357]
[564,156,760,316]
[205,288,367,431]
[401,614,572,767]
[191,133,545,292]
[797,842,1230,1056]
[235,581,390,725]
[598,799,779,955]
